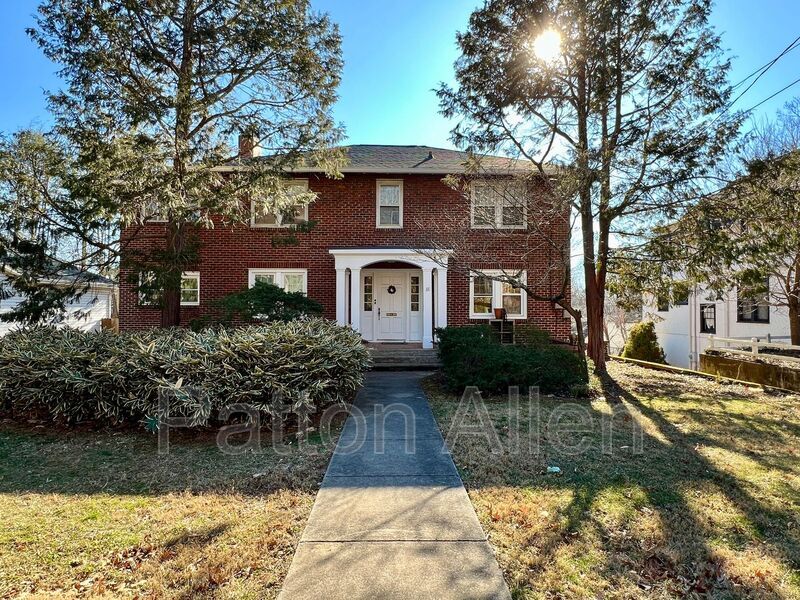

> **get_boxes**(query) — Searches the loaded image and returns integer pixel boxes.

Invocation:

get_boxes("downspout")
[689,285,699,370]
[725,290,732,339]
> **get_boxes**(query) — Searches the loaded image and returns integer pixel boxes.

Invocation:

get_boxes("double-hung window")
[376,180,403,228]
[248,269,308,295]
[180,272,200,306]
[471,180,527,229]
[737,278,770,323]
[656,293,670,312]
[469,271,527,319]
[251,180,310,227]
[139,271,200,306]
[140,199,168,223]
[673,282,690,306]
[700,303,716,334]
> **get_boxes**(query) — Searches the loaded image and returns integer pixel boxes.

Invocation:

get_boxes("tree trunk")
[584,273,606,370]
[161,221,186,327]
[579,185,607,371]
[161,0,195,327]
[789,295,800,346]
[559,300,587,369]
[574,13,607,372]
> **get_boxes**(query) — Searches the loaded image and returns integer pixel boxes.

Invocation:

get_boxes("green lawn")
[426,361,800,599]
[0,425,336,598]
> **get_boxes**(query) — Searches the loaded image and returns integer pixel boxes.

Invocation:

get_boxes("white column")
[422,267,434,349]
[349,267,362,334]
[335,268,347,326]
[435,267,448,333]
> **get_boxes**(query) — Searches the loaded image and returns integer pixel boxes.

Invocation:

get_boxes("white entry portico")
[329,248,451,349]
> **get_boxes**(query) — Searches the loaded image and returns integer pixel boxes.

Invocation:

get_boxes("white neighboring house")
[643,278,792,369]
[0,267,117,336]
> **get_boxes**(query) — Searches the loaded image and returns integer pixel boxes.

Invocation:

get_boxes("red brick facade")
[119,173,572,341]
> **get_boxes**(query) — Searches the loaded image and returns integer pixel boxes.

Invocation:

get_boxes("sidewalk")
[279,371,510,599]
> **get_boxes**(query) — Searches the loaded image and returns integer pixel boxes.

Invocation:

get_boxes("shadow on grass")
[426,367,800,598]
[0,422,337,497]
[162,523,231,550]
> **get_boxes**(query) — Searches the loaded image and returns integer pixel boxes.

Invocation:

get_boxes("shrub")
[0,319,370,427]
[435,326,587,394]
[621,321,666,364]
[513,323,551,347]
[192,281,323,329]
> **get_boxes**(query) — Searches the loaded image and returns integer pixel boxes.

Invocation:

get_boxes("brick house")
[119,144,572,348]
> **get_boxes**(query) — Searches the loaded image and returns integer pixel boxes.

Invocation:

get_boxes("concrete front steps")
[367,345,441,370]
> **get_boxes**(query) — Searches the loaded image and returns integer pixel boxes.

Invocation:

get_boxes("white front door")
[376,275,406,340]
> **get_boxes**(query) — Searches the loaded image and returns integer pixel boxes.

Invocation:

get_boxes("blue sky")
[1,1,798,146]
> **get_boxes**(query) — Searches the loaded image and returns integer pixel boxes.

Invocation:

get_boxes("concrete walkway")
[279,371,510,600]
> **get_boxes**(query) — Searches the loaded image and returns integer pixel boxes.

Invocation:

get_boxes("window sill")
[470,313,526,320]
[376,224,403,229]
[470,225,527,231]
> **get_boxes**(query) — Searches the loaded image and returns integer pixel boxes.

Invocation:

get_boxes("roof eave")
[214,164,559,176]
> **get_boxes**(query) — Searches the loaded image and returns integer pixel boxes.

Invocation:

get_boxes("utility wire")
[726,35,800,108]
[730,35,800,91]
[710,34,800,124]
[745,76,800,113]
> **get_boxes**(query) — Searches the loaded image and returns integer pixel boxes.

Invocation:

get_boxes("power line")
[711,33,800,124]
[744,76,800,114]
[730,35,800,92]
[726,35,800,109]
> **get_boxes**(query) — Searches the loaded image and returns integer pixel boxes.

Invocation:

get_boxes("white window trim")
[470,180,528,230]
[376,179,403,229]
[469,270,527,319]
[138,272,156,306]
[138,271,200,306]
[180,271,201,306]
[140,199,168,223]
[250,179,310,228]
[248,268,308,294]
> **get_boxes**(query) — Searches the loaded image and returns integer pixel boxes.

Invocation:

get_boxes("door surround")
[329,248,451,349]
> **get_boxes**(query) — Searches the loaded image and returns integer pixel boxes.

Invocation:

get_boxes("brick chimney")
[238,133,262,159]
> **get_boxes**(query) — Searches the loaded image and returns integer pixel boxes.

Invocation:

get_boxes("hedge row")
[0,319,371,426]
[436,325,587,394]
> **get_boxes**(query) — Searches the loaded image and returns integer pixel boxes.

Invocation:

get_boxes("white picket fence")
[707,336,800,364]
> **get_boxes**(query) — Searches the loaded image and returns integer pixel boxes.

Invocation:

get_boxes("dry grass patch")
[0,424,337,598]
[425,361,800,599]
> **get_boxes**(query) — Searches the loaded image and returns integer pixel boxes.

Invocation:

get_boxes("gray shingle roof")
[1,262,115,287]
[289,145,556,175]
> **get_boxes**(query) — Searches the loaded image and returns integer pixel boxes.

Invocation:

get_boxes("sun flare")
[532,29,561,62]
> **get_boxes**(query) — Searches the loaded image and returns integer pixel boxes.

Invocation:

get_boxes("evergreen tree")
[3,0,344,326]
[438,0,738,371]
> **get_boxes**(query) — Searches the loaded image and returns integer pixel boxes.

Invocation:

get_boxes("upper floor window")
[140,199,168,223]
[248,269,307,295]
[471,180,527,229]
[376,180,403,228]
[139,271,200,306]
[656,293,670,312]
[673,283,690,306]
[737,278,770,323]
[469,271,527,319]
[251,180,310,228]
